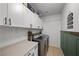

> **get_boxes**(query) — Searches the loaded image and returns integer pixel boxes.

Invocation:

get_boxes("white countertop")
[0,39,38,56]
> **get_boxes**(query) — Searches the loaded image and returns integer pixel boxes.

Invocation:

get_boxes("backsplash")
[0,27,40,44]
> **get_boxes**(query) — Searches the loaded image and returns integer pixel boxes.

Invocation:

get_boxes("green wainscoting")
[61,31,79,56]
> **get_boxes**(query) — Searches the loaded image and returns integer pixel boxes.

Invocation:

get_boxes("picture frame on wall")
[67,11,73,29]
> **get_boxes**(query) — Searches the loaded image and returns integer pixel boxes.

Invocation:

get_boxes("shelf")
[0,25,43,30]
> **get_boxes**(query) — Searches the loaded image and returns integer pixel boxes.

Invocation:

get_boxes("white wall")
[61,3,79,32]
[42,14,62,48]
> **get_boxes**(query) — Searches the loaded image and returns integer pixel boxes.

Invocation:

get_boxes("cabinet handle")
[4,17,7,25]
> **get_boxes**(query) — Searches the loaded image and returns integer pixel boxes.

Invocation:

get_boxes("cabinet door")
[66,34,76,56]
[76,39,79,56]
[33,13,42,29]
[0,3,7,25]
[61,32,68,55]
[63,32,68,55]
[23,6,33,28]
[8,3,24,27]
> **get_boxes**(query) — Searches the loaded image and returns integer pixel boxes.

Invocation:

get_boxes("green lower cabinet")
[61,31,79,56]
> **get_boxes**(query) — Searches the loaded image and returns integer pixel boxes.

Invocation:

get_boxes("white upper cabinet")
[8,3,24,27]
[0,3,7,25]
[0,3,43,29]
[33,13,43,29]
[23,5,33,28]
[32,13,39,28]
[23,5,42,29]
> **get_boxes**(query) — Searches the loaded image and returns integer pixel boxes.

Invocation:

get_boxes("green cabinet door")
[66,34,76,56]
[63,32,68,55]
[61,32,68,55]
[76,39,79,56]
[61,31,65,55]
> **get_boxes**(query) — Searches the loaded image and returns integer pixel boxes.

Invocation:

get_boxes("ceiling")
[30,3,65,17]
